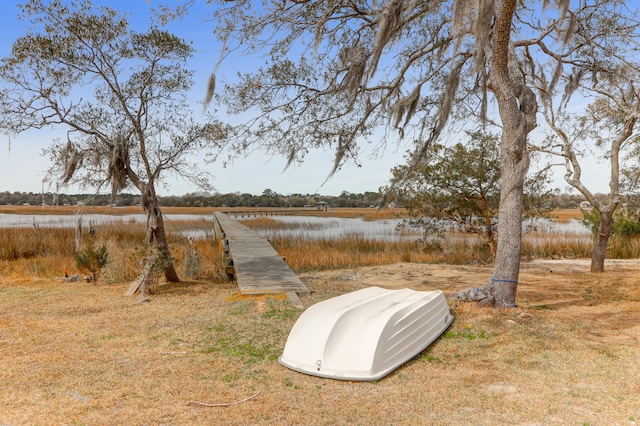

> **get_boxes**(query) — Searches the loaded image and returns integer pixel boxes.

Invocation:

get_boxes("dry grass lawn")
[1,258,639,425]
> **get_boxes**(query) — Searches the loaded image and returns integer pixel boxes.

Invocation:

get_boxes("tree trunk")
[139,181,179,283]
[125,178,179,296]
[451,0,535,308]
[487,0,538,307]
[146,198,180,282]
[490,98,531,306]
[590,211,613,273]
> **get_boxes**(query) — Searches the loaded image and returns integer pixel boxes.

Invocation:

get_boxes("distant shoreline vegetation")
[0,190,379,209]
[0,190,595,210]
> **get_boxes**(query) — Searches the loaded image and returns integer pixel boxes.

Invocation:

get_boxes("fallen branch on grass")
[186,390,262,408]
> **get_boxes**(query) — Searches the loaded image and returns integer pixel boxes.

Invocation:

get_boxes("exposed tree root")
[449,278,518,308]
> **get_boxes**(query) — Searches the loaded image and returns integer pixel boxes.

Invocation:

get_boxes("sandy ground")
[301,258,640,298]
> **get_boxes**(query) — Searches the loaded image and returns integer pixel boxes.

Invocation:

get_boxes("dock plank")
[213,212,310,296]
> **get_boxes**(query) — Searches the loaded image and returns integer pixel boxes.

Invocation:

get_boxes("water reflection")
[0,213,212,228]
[0,212,589,242]
[522,217,589,234]
[0,213,214,242]
[234,215,590,241]
[243,215,416,241]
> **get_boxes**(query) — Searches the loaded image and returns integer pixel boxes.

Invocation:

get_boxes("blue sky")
[0,1,608,197]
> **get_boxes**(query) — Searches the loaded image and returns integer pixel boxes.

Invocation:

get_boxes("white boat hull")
[279,286,454,381]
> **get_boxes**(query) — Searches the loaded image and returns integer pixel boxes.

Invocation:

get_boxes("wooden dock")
[220,207,328,218]
[213,212,310,307]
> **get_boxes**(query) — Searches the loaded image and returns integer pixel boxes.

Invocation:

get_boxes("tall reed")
[3,213,639,281]
[521,232,592,260]
[258,228,638,272]
[607,235,640,258]
[0,220,225,283]
[265,232,495,272]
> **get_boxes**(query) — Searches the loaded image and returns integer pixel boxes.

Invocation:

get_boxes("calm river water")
[0,212,589,241]
[0,213,210,228]
[228,214,591,241]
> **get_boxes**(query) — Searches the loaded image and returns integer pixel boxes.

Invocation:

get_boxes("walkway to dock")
[213,212,310,307]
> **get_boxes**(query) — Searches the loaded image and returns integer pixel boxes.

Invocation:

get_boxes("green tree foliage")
[389,131,553,260]
[582,208,640,238]
[75,241,109,285]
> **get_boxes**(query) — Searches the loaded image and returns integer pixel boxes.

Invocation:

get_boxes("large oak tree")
[170,0,635,307]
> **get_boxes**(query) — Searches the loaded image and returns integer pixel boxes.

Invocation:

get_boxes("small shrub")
[75,241,110,284]
[612,218,640,236]
[582,208,640,238]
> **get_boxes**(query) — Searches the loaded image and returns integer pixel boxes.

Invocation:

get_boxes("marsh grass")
[609,235,640,258]
[265,233,497,271]
[2,210,639,281]
[243,217,639,271]
[522,231,593,260]
[551,208,583,222]
[0,219,225,282]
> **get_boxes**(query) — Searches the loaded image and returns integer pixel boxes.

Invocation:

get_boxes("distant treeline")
[0,189,381,208]
[0,189,593,209]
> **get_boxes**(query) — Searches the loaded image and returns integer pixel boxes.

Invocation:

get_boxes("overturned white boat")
[279,286,454,381]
